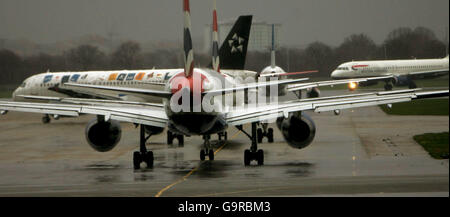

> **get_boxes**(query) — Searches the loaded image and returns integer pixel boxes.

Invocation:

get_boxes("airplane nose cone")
[330,71,339,79]
[12,89,18,101]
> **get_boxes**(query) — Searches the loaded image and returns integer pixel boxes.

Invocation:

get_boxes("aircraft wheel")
[42,116,51,124]
[133,151,141,170]
[408,81,417,89]
[200,150,206,161]
[208,150,214,161]
[267,128,274,143]
[167,131,174,145]
[384,84,393,91]
[144,151,154,168]
[257,128,263,143]
[177,135,184,147]
[244,149,251,166]
[257,150,264,166]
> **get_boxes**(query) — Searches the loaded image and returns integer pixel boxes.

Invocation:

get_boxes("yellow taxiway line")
[155,130,242,197]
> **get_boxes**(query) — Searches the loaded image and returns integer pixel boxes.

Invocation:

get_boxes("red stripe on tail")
[183,0,190,12]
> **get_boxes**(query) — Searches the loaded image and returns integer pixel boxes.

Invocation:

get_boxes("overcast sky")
[0,0,448,46]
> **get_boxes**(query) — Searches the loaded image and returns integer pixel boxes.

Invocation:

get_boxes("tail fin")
[183,0,194,77]
[209,15,252,70]
[270,24,276,68]
[211,0,220,72]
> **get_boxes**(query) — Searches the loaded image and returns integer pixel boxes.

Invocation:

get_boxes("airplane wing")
[65,83,172,98]
[48,84,123,100]
[225,89,448,126]
[407,69,449,78]
[204,77,310,96]
[286,76,394,92]
[0,101,168,128]
[15,95,164,108]
[259,70,318,78]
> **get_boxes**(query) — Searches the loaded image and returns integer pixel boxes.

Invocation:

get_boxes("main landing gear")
[200,135,215,161]
[384,82,393,91]
[257,123,274,143]
[217,132,228,141]
[237,122,264,166]
[167,131,184,147]
[408,81,417,89]
[133,125,154,170]
[42,114,51,124]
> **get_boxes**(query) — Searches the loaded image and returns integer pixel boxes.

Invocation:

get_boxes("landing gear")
[133,125,154,170]
[244,149,264,166]
[237,122,264,166]
[218,132,228,141]
[408,81,417,89]
[200,135,214,161]
[384,83,393,91]
[257,123,274,143]
[42,114,51,124]
[167,131,184,147]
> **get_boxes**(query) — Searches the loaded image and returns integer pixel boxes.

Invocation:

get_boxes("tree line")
[0,26,447,85]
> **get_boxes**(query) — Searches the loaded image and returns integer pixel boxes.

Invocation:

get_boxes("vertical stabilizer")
[183,0,194,77]
[270,24,276,68]
[210,15,252,70]
[212,0,220,72]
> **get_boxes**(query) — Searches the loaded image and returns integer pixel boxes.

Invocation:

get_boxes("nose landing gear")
[200,135,214,161]
[167,131,184,147]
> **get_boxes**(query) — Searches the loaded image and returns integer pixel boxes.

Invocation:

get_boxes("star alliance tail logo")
[228,33,245,53]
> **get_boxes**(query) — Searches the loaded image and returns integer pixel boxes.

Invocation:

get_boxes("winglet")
[183,0,194,77]
[211,0,220,72]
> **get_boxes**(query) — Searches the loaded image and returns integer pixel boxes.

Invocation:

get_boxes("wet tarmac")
[0,91,448,196]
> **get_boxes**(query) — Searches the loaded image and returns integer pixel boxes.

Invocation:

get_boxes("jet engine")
[85,118,122,152]
[306,87,320,98]
[392,76,410,86]
[277,112,316,149]
[358,80,378,87]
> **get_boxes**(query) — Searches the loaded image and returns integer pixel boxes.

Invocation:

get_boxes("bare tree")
[67,45,105,71]
[383,27,446,59]
[336,34,378,62]
[0,49,22,84]
[112,41,141,69]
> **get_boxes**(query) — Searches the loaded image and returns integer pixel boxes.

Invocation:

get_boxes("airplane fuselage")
[12,68,257,104]
[331,57,449,80]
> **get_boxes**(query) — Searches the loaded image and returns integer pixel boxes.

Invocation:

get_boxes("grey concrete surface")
[0,92,448,197]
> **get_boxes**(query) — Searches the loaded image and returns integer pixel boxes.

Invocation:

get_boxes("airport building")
[204,19,282,52]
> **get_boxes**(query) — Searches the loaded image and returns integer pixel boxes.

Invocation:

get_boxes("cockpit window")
[20,82,26,88]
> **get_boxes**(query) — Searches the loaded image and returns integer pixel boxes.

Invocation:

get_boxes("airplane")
[12,15,254,124]
[331,55,449,91]
[1,0,448,170]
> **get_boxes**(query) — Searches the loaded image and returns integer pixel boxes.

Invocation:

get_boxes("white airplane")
[259,24,320,98]
[1,0,448,169]
[331,56,449,91]
[9,14,253,147]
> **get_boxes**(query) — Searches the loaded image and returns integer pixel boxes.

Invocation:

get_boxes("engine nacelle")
[85,118,122,152]
[306,87,320,98]
[358,80,378,87]
[277,113,316,149]
[392,76,410,86]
